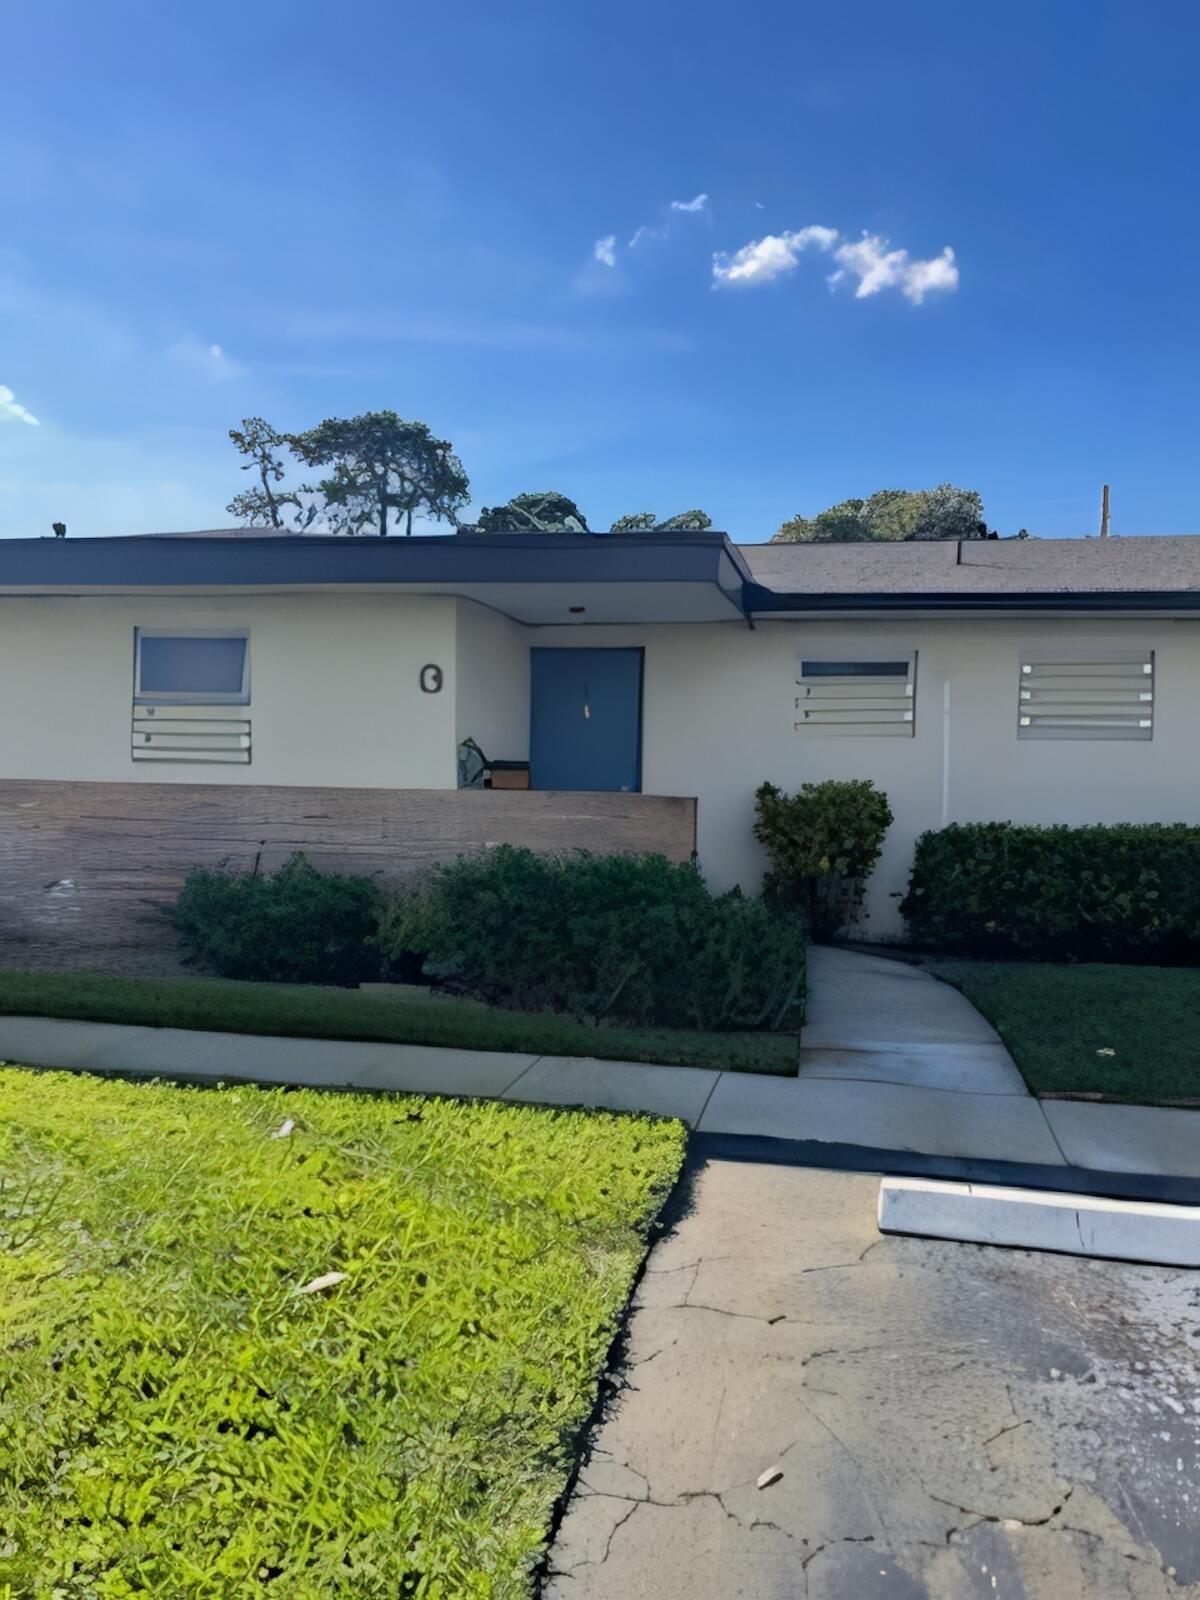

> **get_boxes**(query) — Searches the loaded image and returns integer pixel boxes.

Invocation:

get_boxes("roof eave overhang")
[746,587,1200,620]
[0,531,752,622]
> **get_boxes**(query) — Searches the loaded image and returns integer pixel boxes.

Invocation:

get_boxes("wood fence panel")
[0,780,697,956]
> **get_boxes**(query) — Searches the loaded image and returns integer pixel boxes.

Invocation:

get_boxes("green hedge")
[901,822,1200,960]
[376,846,806,1032]
[173,855,382,985]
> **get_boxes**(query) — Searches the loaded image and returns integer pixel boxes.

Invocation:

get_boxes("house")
[2,527,1199,961]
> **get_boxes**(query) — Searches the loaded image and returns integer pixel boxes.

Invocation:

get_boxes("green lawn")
[0,968,798,1076]
[932,960,1200,1104]
[0,1067,685,1598]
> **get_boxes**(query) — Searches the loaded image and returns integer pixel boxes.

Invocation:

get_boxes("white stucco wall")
[533,617,1200,938]
[453,599,530,764]
[0,592,459,788]
[6,592,1199,941]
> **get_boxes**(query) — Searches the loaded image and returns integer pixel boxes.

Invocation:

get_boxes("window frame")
[133,628,251,706]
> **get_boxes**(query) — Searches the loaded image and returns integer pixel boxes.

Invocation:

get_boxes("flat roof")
[4,529,1200,617]
[0,531,752,627]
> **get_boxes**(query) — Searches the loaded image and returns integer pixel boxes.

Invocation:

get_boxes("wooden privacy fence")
[0,780,698,960]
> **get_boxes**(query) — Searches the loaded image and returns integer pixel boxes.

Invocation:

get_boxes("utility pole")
[1100,484,1111,538]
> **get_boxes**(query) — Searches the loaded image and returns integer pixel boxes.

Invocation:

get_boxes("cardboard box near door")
[488,761,531,790]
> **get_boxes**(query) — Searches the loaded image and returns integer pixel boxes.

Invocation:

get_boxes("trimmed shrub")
[173,854,382,984]
[901,821,1200,961]
[754,779,893,938]
[375,846,806,1031]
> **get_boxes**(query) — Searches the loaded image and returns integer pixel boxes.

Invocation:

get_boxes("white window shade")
[795,657,916,737]
[132,703,251,764]
[1018,655,1154,740]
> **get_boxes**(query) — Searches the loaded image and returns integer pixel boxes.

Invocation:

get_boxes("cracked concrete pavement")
[543,1160,1200,1599]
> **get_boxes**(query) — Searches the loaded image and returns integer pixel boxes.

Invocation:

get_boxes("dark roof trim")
[0,530,755,597]
[2,532,1195,614]
[744,584,1200,614]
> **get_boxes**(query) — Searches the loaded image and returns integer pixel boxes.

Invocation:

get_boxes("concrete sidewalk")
[1,1014,1197,1180]
[1,946,1197,1178]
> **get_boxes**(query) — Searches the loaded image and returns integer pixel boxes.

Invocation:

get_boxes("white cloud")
[832,234,958,303]
[711,225,839,288]
[713,224,959,304]
[900,246,959,304]
[608,193,710,260]
[594,234,617,267]
[0,384,39,425]
[831,233,907,298]
[166,337,242,379]
[205,342,237,376]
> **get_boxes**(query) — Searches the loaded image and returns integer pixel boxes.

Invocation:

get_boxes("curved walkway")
[799,946,1027,1093]
[1,946,1198,1178]
[694,946,1066,1165]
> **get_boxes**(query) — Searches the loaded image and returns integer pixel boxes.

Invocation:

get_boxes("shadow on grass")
[0,966,798,1077]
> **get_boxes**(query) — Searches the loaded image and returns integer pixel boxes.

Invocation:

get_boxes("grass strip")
[0,967,798,1076]
[931,959,1200,1104]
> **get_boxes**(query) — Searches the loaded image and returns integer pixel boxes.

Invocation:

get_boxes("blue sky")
[2,0,1197,541]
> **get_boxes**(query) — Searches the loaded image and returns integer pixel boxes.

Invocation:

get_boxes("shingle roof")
[737,536,1200,596]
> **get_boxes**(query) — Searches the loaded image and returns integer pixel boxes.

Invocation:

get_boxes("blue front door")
[530,648,643,792]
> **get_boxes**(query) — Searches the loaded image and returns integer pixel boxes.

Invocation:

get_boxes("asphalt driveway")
[544,1159,1200,1598]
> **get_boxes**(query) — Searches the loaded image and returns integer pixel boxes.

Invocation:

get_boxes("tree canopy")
[473,497,714,535]
[609,509,713,532]
[225,418,306,529]
[772,486,987,543]
[224,416,720,540]
[287,412,469,536]
[476,491,589,532]
[655,509,713,531]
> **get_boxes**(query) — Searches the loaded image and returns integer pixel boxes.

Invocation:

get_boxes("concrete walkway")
[1,946,1198,1178]
[699,947,1071,1167]
[800,947,1028,1091]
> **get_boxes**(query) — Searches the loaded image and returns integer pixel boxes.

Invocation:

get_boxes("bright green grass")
[0,1067,685,1598]
[932,960,1200,1104]
[0,969,797,1077]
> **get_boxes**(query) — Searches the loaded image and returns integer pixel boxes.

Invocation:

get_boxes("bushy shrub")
[173,854,382,984]
[901,821,1200,961]
[754,779,893,938]
[375,846,806,1031]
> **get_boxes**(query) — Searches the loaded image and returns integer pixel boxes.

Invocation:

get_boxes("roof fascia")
[0,532,751,610]
[745,586,1200,617]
